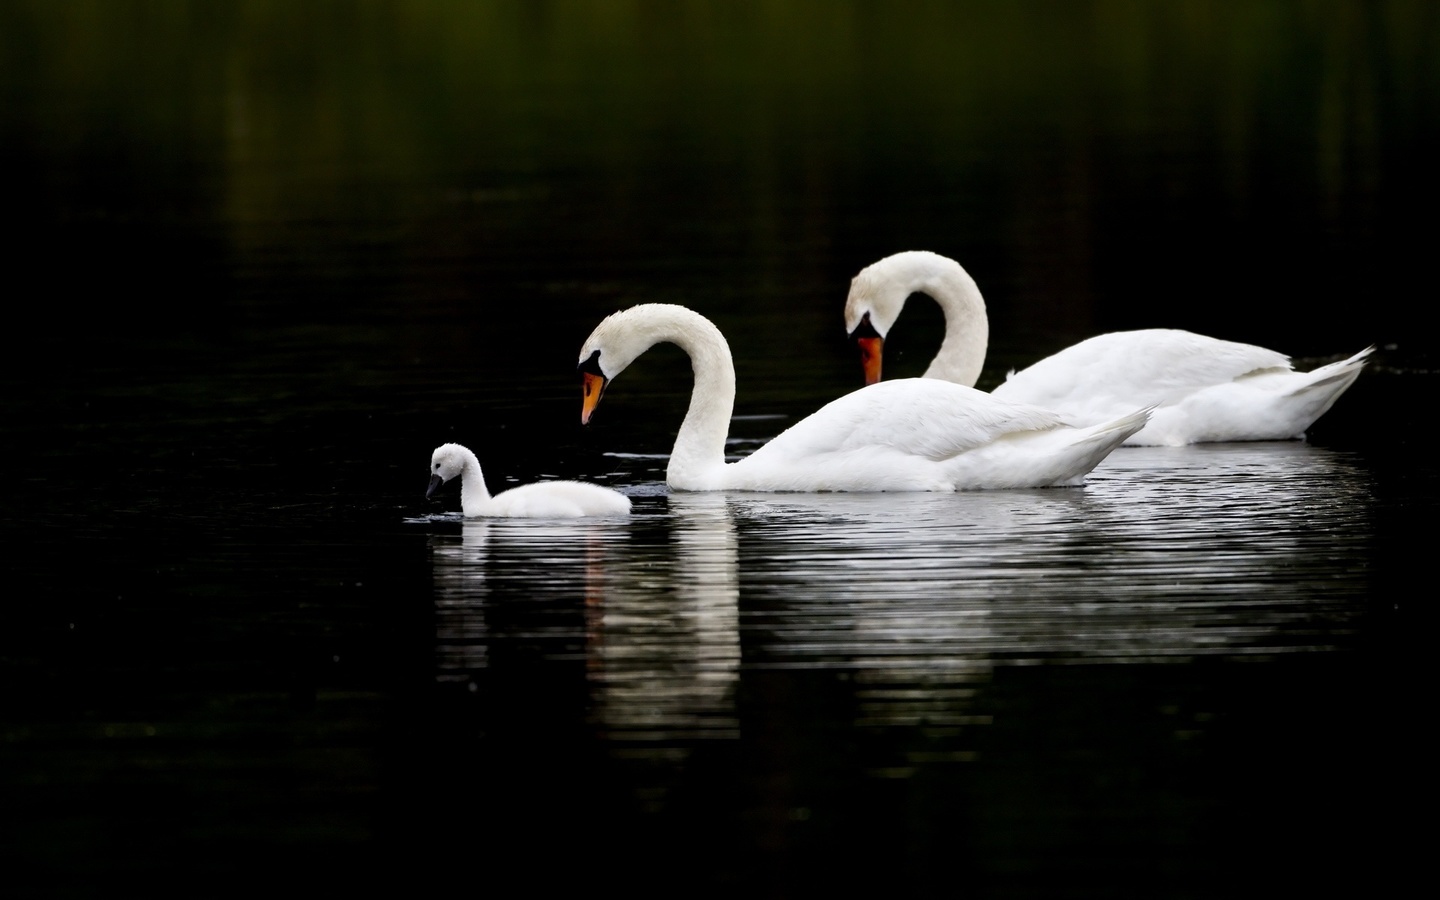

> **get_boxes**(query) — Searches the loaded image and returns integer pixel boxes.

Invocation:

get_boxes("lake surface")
[2,2,1434,897]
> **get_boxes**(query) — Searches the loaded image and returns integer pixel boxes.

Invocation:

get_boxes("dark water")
[2,2,1435,897]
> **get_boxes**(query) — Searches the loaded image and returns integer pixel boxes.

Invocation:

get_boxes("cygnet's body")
[427,443,631,517]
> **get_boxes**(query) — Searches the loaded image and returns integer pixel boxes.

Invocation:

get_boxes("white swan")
[577,303,1151,491]
[844,250,1373,446]
[427,443,631,517]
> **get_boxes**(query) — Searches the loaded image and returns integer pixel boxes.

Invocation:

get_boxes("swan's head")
[844,251,968,385]
[577,304,707,424]
[847,310,887,386]
[578,347,610,425]
[845,255,915,385]
[428,443,468,498]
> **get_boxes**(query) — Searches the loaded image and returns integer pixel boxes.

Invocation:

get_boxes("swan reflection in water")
[737,442,1371,656]
[588,492,740,752]
[724,441,1373,735]
[427,493,740,761]
[430,440,1372,755]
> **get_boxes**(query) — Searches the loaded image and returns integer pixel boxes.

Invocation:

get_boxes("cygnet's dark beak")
[426,473,444,499]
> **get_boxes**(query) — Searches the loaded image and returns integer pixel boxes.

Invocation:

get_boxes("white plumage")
[427,443,631,517]
[577,303,1149,491]
[844,250,1371,446]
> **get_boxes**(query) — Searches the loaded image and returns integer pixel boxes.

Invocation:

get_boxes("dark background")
[2,2,1434,897]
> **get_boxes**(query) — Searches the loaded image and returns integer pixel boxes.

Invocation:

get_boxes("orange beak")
[581,370,607,424]
[857,336,883,385]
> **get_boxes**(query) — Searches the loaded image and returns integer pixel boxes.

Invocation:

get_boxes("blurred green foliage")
[2,1,1436,353]
[6,0,1435,211]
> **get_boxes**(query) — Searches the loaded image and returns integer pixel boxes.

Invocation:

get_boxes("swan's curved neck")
[456,447,494,515]
[664,313,737,490]
[915,261,989,388]
[607,305,737,490]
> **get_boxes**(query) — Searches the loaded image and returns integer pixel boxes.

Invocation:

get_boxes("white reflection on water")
[429,441,1372,742]
[731,441,1373,733]
[740,442,1372,662]
[428,497,741,754]
[588,492,741,752]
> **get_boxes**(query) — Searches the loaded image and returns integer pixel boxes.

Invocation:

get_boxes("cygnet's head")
[427,443,468,498]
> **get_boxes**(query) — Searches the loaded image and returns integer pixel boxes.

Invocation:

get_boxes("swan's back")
[749,379,1062,460]
[990,329,1371,444]
[490,481,632,518]
[992,329,1290,412]
[728,379,1142,491]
